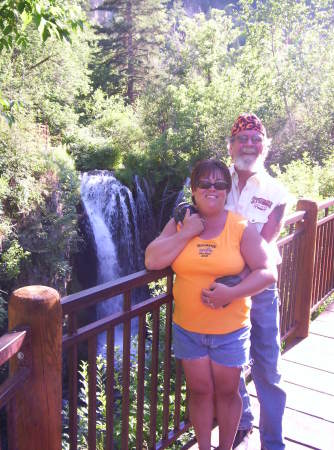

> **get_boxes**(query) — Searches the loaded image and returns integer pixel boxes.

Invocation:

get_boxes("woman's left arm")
[202,224,277,308]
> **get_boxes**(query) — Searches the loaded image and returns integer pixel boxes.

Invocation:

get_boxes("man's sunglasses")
[197,181,229,190]
[232,135,263,144]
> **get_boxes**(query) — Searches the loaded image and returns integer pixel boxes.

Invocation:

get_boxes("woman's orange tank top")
[171,211,250,334]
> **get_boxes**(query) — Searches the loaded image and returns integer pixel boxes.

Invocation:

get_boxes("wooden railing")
[0,328,31,450]
[61,268,188,450]
[1,198,334,450]
[311,198,334,312]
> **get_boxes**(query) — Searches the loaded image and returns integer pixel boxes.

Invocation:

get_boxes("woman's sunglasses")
[197,181,229,190]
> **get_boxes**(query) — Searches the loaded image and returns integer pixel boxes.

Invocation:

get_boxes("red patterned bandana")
[231,113,266,137]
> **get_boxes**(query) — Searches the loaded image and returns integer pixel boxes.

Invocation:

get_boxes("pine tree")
[92,0,168,103]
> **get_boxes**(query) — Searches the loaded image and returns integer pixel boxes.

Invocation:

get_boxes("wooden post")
[294,199,318,338]
[8,285,62,450]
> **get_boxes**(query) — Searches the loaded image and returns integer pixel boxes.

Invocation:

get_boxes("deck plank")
[282,383,333,422]
[279,359,334,395]
[282,335,334,373]
[309,320,334,338]
[247,396,334,450]
[282,407,334,449]
[247,380,334,421]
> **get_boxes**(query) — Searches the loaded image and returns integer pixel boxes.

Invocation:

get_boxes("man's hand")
[201,282,232,309]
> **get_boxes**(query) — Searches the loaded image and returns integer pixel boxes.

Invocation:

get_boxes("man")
[225,113,289,450]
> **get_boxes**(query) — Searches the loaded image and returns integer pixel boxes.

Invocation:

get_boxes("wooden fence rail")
[311,198,334,312]
[1,197,334,450]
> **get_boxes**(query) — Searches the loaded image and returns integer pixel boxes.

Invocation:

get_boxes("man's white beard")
[234,154,264,172]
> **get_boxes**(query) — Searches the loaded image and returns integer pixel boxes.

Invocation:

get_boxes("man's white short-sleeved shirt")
[225,165,290,264]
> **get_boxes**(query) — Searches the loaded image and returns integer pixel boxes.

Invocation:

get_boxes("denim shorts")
[172,323,250,368]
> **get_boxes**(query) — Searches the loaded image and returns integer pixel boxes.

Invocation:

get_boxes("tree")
[92,0,168,103]
[0,0,84,124]
[0,24,94,136]
[238,0,334,166]
[163,7,239,84]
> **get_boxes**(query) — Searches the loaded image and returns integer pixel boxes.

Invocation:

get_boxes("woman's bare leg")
[182,357,214,450]
[211,362,242,450]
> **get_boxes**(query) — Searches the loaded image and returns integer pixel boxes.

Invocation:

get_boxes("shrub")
[271,153,334,210]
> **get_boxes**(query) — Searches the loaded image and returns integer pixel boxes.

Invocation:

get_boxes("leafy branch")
[0,0,85,125]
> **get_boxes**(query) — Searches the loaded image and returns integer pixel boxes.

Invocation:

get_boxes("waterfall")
[80,170,155,352]
[133,175,156,249]
[173,177,192,212]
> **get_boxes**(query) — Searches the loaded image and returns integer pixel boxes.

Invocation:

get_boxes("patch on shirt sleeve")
[251,196,273,211]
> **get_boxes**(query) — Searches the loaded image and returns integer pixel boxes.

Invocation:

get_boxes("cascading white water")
[173,177,191,209]
[133,175,156,250]
[80,170,155,352]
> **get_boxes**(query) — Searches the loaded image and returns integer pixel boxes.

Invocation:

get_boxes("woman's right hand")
[145,209,204,270]
[179,209,205,239]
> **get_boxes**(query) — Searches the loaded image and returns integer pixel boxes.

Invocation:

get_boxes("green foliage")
[148,278,167,296]
[0,240,30,281]
[22,144,81,290]
[0,121,48,218]
[70,139,121,172]
[0,23,93,136]
[271,153,334,208]
[165,9,238,84]
[0,0,85,125]
[95,96,145,152]
[67,94,146,172]
[238,0,334,167]
[0,0,84,52]
[0,91,20,126]
[318,157,334,200]
[0,118,80,301]
[0,0,93,299]
[311,292,334,320]
[63,356,109,450]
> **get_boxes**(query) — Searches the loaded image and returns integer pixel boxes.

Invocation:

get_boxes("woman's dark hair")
[190,159,232,193]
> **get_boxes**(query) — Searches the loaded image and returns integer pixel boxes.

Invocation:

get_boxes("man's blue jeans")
[239,285,286,450]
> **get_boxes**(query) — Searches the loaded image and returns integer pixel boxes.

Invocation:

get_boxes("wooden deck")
[189,301,334,450]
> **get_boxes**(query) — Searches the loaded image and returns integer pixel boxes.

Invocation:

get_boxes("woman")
[145,160,276,450]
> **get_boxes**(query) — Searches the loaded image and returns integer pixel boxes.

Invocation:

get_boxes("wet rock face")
[133,175,157,253]
[74,201,98,290]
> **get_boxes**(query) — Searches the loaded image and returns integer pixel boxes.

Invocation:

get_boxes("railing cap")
[11,286,59,304]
